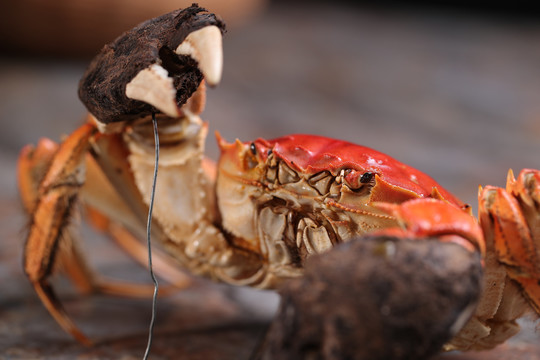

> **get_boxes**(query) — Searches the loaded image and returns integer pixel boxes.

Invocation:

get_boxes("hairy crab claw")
[125,25,222,118]
[78,5,225,129]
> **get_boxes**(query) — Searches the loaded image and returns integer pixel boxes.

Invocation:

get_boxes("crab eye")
[245,143,258,169]
[343,170,376,191]
[360,172,374,183]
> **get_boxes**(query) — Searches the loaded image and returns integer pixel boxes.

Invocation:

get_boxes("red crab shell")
[218,133,464,207]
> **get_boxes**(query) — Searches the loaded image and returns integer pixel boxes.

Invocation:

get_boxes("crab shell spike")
[215,131,227,150]
[215,133,242,153]
[175,26,223,86]
[506,168,516,191]
[216,134,260,176]
[375,199,485,255]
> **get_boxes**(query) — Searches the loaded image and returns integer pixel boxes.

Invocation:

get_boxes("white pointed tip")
[175,25,223,87]
[125,64,180,118]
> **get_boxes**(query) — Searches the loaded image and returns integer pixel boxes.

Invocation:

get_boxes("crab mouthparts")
[125,25,223,118]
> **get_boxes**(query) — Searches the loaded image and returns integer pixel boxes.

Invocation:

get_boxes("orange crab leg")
[479,169,540,314]
[18,122,191,312]
[85,206,192,289]
[507,169,540,248]
[17,138,59,213]
[18,123,162,344]
[480,187,538,275]
[21,123,95,346]
[18,136,97,296]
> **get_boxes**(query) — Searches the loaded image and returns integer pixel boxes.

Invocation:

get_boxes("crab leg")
[85,205,192,288]
[17,122,191,344]
[18,136,103,296]
[20,124,95,345]
[18,138,59,212]
[20,130,194,285]
[446,169,540,351]
[481,169,540,313]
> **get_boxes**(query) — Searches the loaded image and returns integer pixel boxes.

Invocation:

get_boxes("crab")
[16,5,540,353]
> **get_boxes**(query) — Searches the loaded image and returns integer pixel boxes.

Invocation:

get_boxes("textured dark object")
[256,236,483,360]
[78,5,225,124]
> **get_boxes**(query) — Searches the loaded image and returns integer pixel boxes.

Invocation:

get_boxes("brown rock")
[256,235,483,360]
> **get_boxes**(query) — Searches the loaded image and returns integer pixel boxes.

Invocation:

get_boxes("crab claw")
[373,198,485,255]
[175,25,223,87]
[79,5,225,125]
[126,25,223,118]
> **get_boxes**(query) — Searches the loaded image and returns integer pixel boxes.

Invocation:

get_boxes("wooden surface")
[1,2,540,359]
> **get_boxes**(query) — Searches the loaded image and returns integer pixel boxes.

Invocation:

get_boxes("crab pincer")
[79,5,224,125]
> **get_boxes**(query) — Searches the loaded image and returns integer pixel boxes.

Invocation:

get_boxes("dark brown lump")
[78,5,225,124]
[255,235,483,360]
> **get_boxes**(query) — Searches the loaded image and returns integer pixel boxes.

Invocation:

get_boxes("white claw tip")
[175,26,223,86]
[125,64,180,118]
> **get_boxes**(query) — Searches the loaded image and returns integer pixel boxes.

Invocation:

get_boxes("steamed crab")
[17,5,540,353]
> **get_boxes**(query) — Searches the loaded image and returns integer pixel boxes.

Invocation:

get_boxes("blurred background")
[1,1,539,358]
[1,0,539,205]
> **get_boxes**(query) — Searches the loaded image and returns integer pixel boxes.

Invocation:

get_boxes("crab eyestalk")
[78,5,225,126]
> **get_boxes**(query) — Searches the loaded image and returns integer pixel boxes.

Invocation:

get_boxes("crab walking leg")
[483,169,540,313]
[82,143,193,289]
[445,190,527,351]
[55,229,170,298]
[18,123,182,345]
[85,206,192,289]
[108,224,192,288]
[18,136,103,297]
[59,224,182,298]
[18,126,179,298]
[21,124,95,346]
[17,138,59,212]
[447,169,540,351]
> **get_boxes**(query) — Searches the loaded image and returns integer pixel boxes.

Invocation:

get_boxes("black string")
[143,112,160,360]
